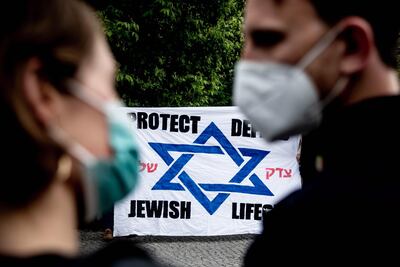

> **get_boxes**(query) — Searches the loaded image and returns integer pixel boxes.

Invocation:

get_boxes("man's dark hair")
[311,0,399,68]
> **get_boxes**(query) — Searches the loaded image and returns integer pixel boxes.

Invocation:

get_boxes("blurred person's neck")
[0,181,79,257]
[343,50,400,105]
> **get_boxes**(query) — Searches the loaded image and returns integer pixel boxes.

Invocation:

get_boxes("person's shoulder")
[266,174,341,219]
[85,238,165,267]
[348,95,400,117]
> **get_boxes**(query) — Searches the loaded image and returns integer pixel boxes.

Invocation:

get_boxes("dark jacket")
[244,96,400,266]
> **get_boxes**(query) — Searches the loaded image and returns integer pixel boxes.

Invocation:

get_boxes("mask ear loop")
[65,79,125,114]
[64,79,104,111]
[297,26,348,111]
[319,76,349,108]
[47,124,98,222]
[297,26,343,70]
[47,125,96,166]
[304,68,349,116]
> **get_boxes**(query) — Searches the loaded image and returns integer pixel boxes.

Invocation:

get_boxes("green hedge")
[94,0,244,107]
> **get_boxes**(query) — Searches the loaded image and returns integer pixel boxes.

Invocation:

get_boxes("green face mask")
[49,80,140,222]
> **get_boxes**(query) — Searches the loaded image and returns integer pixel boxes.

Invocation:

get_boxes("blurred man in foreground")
[233,0,400,265]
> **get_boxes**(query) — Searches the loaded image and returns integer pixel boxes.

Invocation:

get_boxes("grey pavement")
[79,230,256,267]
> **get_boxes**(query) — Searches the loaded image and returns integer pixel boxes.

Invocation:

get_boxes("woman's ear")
[21,57,60,127]
[338,17,374,75]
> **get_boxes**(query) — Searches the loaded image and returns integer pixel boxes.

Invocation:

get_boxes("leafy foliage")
[92,0,244,107]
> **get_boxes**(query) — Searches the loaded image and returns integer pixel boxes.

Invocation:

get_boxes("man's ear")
[338,17,374,75]
[21,58,60,127]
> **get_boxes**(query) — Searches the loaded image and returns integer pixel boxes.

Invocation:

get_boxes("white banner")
[114,107,301,236]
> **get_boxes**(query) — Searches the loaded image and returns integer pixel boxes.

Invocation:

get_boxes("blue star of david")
[148,122,273,215]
